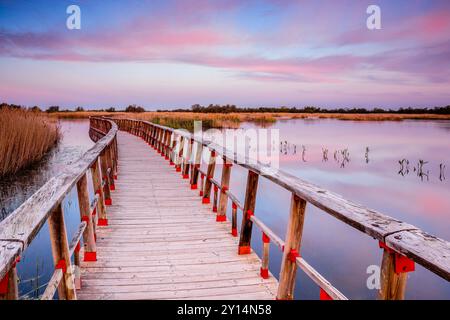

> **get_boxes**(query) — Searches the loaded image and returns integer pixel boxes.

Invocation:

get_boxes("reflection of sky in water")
[233,119,450,299]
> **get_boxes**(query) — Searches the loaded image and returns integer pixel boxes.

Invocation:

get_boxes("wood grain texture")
[77,131,278,300]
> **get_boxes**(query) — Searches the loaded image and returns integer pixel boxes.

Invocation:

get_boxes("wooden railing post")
[169,132,176,166]
[277,193,307,300]
[190,141,203,189]
[238,170,259,254]
[202,150,216,204]
[182,138,194,179]
[77,173,97,262]
[261,233,270,279]
[164,130,171,160]
[176,136,185,173]
[217,160,232,222]
[91,158,107,226]
[378,243,409,300]
[0,266,18,300]
[231,202,238,237]
[48,204,77,300]
[106,145,115,191]
[100,149,112,205]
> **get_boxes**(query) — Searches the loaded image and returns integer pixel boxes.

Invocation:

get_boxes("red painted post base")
[238,246,251,255]
[0,273,9,294]
[260,268,269,279]
[170,161,174,166]
[202,197,210,204]
[199,191,204,197]
[183,174,189,179]
[98,218,108,226]
[165,156,169,160]
[176,167,181,172]
[114,175,118,180]
[212,206,217,213]
[105,198,112,206]
[84,251,97,262]
[191,184,197,190]
[320,288,333,300]
[110,184,115,191]
[216,215,226,222]
[231,228,238,237]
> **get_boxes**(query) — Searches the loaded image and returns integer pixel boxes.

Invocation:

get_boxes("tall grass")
[0,108,60,177]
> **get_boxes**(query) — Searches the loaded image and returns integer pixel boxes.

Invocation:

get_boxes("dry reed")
[0,108,60,177]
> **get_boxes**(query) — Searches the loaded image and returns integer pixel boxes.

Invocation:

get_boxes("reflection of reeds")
[0,108,60,177]
[19,258,46,300]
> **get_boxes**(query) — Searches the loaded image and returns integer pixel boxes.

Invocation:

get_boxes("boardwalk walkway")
[78,131,278,300]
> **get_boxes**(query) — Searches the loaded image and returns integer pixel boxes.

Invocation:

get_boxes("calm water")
[212,119,450,300]
[0,119,93,299]
[1,118,449,299]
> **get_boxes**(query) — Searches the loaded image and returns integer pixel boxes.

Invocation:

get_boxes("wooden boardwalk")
[78,131,278,300]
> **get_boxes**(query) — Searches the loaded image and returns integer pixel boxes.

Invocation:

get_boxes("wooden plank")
[76,130,277,300]
[384,230,450,281]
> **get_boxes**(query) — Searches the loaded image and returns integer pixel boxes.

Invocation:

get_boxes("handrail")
[113,118,450,300]
[0,117,118,300]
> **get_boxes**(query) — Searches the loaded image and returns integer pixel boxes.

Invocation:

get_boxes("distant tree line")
[156,104,450,115]
[2,102,450,114]
[0,103,146,113]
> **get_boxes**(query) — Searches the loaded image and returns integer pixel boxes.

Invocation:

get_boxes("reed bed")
[51,111,450,131]
[0,108,60,177]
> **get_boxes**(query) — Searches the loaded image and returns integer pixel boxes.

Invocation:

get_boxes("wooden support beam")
[378,247,408,300]
[176,136,185,173]
[238,170,259,254]
[77,173,97,262]
[217,160,232,221]
[91,158,107,226]
[202,150,216,204]
[100,150,112,205]
[261,233,270,279]
[190,142,203,188]
[0,267,18,300]
[277,193,307,300]
[48,204,77,300]
[182,138,194,179]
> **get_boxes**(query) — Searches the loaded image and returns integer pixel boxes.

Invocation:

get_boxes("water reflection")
[235,119,450,299]
[0,119,93,298]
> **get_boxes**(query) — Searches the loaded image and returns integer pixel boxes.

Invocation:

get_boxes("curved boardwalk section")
[78,131,278,300]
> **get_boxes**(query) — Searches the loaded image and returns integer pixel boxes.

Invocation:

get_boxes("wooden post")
[378,247,408,300]
[77,174,97,262]
[106,145,115,191]
[261,233,270,279]
[238,170,259,254]
[276,193,307,300]
[202,150,216,204]
[0,267,18,300]
[213,185,219,213]
[200,173,205,197]
[91,158,107,226]
[231,202,238,237]
[100,149,112,205]
[169,132,176,165]
[217,160,232,221]
[190,142,203,189]
[182,138,194,179]
[48,204,77,300]
[164,130,171,160]
[176,136,184,172]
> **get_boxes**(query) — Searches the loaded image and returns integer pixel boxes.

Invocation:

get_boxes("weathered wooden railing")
[114,118,450,300]
[0,118,118,300]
